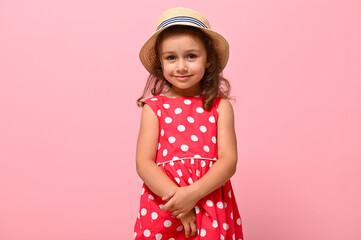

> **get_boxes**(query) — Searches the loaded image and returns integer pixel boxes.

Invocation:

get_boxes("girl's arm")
[136,104,179,197]
[162,99,238,218]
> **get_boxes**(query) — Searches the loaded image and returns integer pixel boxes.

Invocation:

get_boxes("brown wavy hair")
[137,25,232,110]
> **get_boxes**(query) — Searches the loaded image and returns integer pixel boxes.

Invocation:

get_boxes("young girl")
[134,7,244,240]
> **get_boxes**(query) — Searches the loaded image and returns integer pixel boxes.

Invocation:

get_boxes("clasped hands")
[161,186,200,238]
[161,185,199,219]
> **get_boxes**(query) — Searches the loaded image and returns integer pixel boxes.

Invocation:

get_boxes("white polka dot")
[151,212,158,220]
[177,125,185,132]
[212,220,218,228]
[159,204,164,209]
[169,161,174,166]
[217,202,224,209]
[177,169,183,177]
[201,161,206,167]
[194,155,201,158]
[160,129,164,136]
[137,212,140,219]
[209,116,215,123]
[168,137,176,143]
[164,220,172,227]
[184,99,192,105]
[172,156,180,161]
[191,158,195,164]
[188,168,192,174]
[232,234,235,240]
[191,135,198,141]
[148,194,154,200]
[141,208,147,216]
[200,126,207,133]
[224,202,228,208]
[155,233,162,240]
[158,143,161,150]
[174,177,180,184]
[177,225,184,231]
[203,145,210,152]
[165,117,172,124]
[212,136,216,143]
[187,116,194,123]
[181,145,189,151]
[231,211,234,219]
[169,238,175,240]
[206,200,213,207]
[228,191,232,198]
[141,188,145,195]
[196,107,204,113]
[223,223,229,230]
[134,232,137,238]
[200,229,206,237]
[220,235,225,240]
[157,109,161,117]
[163,149,168,156]
[196,170,200,176]
[237,218,241,225]
[174,108,182,114]
[143,229,151,237]
[150,98,158,101]
[188,177,193,184]
[209,161,213,167]
[163,104,170,109]
[195,206,200,214]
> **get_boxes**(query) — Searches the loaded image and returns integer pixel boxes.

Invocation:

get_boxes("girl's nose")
[176,59,188,72]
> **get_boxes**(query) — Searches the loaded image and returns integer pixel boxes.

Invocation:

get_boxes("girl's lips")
[175,75,191,80]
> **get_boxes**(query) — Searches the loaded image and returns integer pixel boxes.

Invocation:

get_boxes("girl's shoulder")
[217,98,235,119]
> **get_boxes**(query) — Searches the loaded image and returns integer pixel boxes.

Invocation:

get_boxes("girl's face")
[159,33,210,96]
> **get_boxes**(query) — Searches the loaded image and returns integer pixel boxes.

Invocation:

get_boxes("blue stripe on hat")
[157,16,208,31]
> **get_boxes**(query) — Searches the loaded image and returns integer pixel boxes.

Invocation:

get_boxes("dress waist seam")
[156,157,218,166]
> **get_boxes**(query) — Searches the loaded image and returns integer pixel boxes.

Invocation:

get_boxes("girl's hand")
[180,208,197,238]
[161,186,200,219]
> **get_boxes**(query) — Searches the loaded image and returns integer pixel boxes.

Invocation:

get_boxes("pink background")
[1,0,360,239]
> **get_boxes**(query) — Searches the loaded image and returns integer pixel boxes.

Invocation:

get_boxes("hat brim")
[139,23,229,75]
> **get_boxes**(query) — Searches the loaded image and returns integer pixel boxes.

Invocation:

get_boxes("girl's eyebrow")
[161,49,201,55]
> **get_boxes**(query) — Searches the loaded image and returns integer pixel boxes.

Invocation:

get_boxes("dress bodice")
[144,95,221,164]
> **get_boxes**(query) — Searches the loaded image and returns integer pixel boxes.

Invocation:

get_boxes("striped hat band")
[156,16,208,31]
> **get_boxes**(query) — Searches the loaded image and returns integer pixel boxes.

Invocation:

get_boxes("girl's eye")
[166,56,176,61]
[188,54,196,59]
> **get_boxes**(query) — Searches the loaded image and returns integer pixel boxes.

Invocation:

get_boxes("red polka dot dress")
[134,95,244,240]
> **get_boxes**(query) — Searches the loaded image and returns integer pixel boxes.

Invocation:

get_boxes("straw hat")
[139,7,229,74]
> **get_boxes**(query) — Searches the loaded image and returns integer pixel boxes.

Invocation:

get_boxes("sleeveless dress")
[134,95,244,240]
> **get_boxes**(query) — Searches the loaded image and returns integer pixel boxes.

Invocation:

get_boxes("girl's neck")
[164,86,201,98]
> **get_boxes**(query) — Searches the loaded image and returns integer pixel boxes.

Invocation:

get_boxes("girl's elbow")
[229,159,237,176]
[136,160,145,176]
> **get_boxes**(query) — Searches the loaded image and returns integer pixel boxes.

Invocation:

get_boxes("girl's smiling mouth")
[175,75,192,80]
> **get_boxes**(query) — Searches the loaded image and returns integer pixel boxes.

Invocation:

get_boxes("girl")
[134,7,244,240]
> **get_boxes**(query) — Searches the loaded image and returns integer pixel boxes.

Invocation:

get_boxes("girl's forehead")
[159,33,205,49]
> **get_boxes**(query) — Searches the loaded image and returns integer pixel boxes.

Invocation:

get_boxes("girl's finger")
[183,222,190,238]
[176,212,184,219]
[171,210,180,217]
[162,191,175,201]
[161,199,174,211]
[177,208,191,219]
[190,219,197,236]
